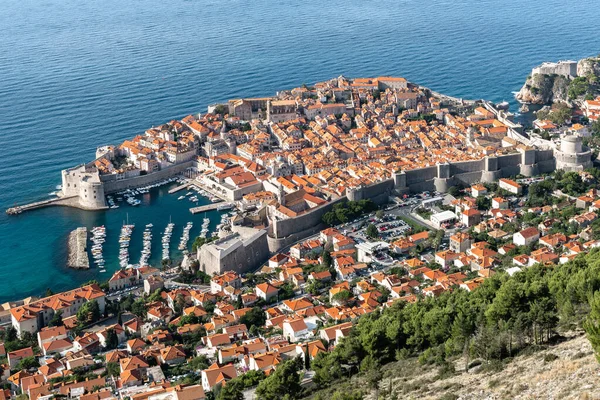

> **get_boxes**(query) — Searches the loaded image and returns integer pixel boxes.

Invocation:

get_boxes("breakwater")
[67,227,90,269]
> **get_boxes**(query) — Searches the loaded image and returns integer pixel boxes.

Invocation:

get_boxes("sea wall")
[102,161,194,194]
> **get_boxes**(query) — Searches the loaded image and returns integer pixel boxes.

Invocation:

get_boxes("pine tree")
[584,291,600,362]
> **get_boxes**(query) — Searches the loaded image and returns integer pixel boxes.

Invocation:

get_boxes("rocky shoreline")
[516,56,600,105]
[67,227,89,269]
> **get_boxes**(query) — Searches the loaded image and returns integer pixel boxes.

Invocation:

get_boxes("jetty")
[190,203,234,214]
[6,195,106,215]
[168,182,190,194]
[67,227,90,269]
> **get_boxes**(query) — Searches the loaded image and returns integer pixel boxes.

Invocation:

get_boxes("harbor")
[67,227,89,269]
[2,173,235,298]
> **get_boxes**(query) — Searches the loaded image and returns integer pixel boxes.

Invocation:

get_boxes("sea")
[0,0,599,302]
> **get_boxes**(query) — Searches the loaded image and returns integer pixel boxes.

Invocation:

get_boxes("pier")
[5,195,100,216]
[168,182,190,194]
[190,203,234,214]
[67,227,90,269]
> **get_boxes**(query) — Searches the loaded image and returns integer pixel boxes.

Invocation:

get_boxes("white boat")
[178,196,185,200]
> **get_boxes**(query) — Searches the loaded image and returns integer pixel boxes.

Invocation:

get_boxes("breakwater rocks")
[67,227,90,269]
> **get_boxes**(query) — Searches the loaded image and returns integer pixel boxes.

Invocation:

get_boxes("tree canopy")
[310,248,600,391]
[255,358,303,400]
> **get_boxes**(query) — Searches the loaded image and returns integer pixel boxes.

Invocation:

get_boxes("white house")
[513,227,540,246]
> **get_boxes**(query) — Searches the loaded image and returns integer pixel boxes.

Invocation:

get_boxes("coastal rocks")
[515,73,569,105]
[67,227,90,269]
[577,57,600,78]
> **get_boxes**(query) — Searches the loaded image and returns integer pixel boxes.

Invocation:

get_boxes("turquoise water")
[0,0,599,301]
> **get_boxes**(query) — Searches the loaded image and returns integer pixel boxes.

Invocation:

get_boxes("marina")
[90,226,106,271]
[178,222,193,251]
[162,220,175,261]
[139,223,153,266]
[199,215,210,239]
[118,222,135,268]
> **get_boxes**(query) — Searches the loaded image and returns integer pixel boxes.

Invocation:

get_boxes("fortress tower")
[554,135,592,172]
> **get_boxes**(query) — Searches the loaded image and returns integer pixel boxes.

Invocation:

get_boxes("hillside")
[307,332,599,400]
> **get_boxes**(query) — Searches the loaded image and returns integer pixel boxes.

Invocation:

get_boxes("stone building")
[197,226,269,276]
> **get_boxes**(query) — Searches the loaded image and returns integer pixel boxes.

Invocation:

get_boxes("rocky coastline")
[516,56,600,105]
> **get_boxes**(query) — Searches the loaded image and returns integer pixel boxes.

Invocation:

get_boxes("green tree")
[239,307,267,332]
[366,223,379,239]
[104,328,119,350]
[48,310,64,327]
[105,362,120,377]
[16,356,40,371]
[213,105,228,115]
[476,196,491,211]
[592,120,600,137]
[76,300,101,326]
[584,291,600,362]
[216,378,244,400]
[255,358,303,400]
[188,355,210,370]
[131,300,147,318]
[447,186,461,197]
[322,251,332,268]
[332,290,353,306]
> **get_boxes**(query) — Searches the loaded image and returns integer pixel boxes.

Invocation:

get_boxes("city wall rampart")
[102,161,194,194]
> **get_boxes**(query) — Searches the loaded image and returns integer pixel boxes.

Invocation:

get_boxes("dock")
[6,195,104,215]
[67,227,90,269]
[7,197,68,215]
[168,182,190,194]
[190,202,234,214]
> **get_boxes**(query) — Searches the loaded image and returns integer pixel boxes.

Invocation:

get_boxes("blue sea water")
[0,0,599,302]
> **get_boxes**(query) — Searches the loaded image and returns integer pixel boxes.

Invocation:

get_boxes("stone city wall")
[102,161,194,194]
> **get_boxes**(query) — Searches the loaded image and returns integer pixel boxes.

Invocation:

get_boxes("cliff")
[516,56,600,105]
[515,73,569,104]
[577,56,600,77]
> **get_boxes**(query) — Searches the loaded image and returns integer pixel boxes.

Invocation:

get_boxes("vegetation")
[15,356,40,371]
[213,105,228,115]
[365,223,379,239]
[215,370,265,400]
[76,300,101,326]
[310,249,600,392]
[177,269,212,285]
[322,200,377,226]
[584,291,600,362]
[192,235,218,252]
[535,103,572,125]
[239,307,267,333]
[255,358,303,400]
